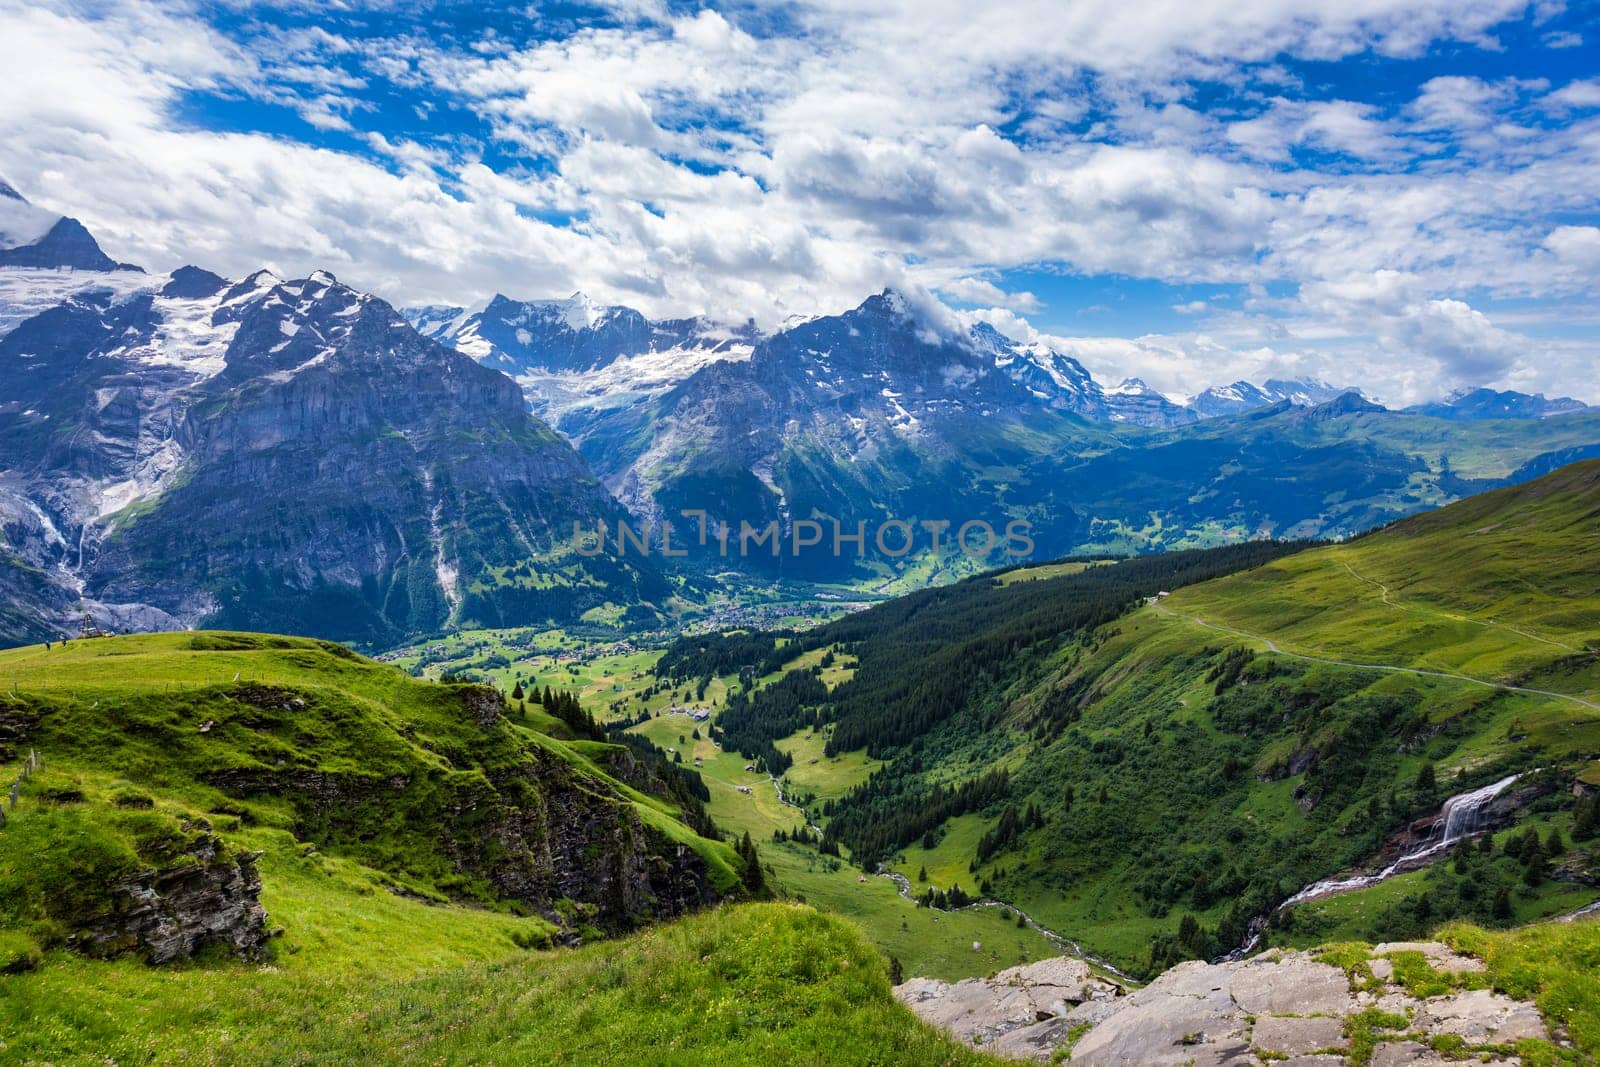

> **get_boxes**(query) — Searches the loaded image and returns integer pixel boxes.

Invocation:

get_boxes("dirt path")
[1154,604,1600,713]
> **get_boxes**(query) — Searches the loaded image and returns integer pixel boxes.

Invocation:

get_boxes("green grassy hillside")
[0,633,742,961]
[0,901,989,1065]
[642,462,1599,977]
[0,635,1001,1065]
[937,462,1597,971]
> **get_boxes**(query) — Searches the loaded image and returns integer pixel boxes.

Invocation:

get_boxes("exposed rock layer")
[897,941,1555,1065]
[71,834,270,964]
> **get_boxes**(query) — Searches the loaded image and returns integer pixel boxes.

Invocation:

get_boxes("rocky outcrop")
[206,748,716,935]
[461,685,502,727]
[898,941,1555,1064]
[0,249,664,649]
[71,834,269,964]
[472,767,718,931]
[895,956,1122,1053]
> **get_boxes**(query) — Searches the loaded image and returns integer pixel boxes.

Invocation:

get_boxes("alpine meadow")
[1,2,1598,1065]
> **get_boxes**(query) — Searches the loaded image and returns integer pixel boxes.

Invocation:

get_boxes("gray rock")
[1370,1040,1455,1066]
[1369,990,1425,1019]
[70,835,269,964]
[1062,998,1125,1027]
[893,976,1056,1045]
[1229,956,1353,1016]
[990,1017,1079,1062]
[899,944,1545,1065]
[1067,984,1249,1066]
[1415,988,1547,1043]
[1251,1015,1347,1056]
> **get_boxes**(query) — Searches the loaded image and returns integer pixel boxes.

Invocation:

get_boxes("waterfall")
[1279,772,1522,909]
[1219,771,1526,959]
[1439,773,1521,844]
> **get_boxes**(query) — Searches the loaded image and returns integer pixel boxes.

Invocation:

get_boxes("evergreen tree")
[1492,886,1513,921]
[743,836,765,893]
[1522,838,1547,886]
[511,680,524,700]
[917,865,928,883]
[1575,795,1599,841]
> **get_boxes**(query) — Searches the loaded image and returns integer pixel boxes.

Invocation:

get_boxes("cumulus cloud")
[0,0,1594,401]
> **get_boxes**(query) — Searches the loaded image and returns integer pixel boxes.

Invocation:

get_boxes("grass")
[1166,461,1600,696]
[0,903,995,1066]
[991,560,1109,586]
[1443,917,1600,1060]
[0,633,1003,1063]
[789,463,1600,976]
[777,730,880,801]
[0,631,742,928]
[623,686,1059,980]
[376,624,1060,982]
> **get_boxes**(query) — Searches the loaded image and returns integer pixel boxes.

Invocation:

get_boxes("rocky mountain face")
[510,294,1600,574]
[406,293,760,377]
[898,941,1552,1064]
[557,290,1115,575]
[1405,387,1590,420]
[970,324,1196,427]
[0,212,662,647]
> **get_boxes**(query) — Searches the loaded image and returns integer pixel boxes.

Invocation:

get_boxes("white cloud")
[0,0,1594,404]
[1544,78,1600,111]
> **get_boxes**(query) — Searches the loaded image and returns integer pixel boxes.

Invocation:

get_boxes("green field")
[0,900,993,1065]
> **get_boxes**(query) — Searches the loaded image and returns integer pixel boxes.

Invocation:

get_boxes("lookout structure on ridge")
[77,606,110,639]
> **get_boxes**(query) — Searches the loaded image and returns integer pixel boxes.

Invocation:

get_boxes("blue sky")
[1,0,1597,402]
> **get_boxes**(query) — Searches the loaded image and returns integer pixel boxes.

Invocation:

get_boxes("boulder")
[1229,955,1352,1016]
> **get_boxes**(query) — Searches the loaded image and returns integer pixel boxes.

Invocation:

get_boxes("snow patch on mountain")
[0,268,154,338]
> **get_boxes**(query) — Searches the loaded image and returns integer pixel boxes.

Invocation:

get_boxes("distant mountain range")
[1403,387,1590,420]
[409,290,1392,431]
[2,181,1597,645]
[411,285,1599,577]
